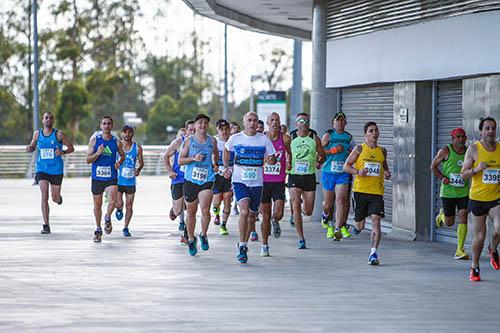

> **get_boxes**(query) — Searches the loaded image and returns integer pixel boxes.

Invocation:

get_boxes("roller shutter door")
[341,84,394,231]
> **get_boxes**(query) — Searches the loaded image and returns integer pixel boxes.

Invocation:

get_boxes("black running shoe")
[41,224,51,234]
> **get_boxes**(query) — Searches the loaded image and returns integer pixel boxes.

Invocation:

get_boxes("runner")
[212,119,234,236]
[260,112,291,256]
[430,128,469,259]
[164,120,196,244]
[344,121,391,265]
[288,113,326,249]
[321,112,354,241]
[25,112,74,234]
[224,111,276,263]
[178,114,218,256]
[461,117,499,282]
[114,125,144,237]
[86,116,125,243]
[257,120,265,133]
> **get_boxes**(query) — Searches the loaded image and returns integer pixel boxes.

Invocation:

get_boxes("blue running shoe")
[199,233,209,251]
[353,227,361,235]
[178,221,185,231]
[122,227,131,237]
[298,239,306,249]
[188,238,197,256]
[115,208,123,221]
[368,252,380,265]
[236,245,248,264]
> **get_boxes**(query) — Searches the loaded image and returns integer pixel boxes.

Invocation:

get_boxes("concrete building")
[183,0,500,244]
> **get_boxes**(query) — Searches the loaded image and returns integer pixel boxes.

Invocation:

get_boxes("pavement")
[0,176,498,332]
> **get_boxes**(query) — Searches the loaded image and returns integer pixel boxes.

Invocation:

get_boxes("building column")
[391,82,433,240]
[310,0,337,220]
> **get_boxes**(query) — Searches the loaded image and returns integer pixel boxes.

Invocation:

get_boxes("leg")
[39,180,50,225]
[272,199,285,222]
[322,189,335,225]
[261,202,272,245]
[185,199,199,241]
[222,192,233,224]
[290,187,304,239]
[124,193,135,228]
[198,189,213,236]
[297,190,316,240]
[50,184,62,204]
[237,199,251,243]
[456,208,468,254]
[116,191,124,210]
[93,194,103,228]
[444,215,455,227]
[471,214,487,269]
[212,192,222,221]
[370,214,382,249]
[247,212,257,242]
[334,185,349,229]
[105,186,118,218]
[489,205,500,251]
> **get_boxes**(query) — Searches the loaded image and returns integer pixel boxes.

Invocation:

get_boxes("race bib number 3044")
[482,169,499,184]
[96,166,111,178]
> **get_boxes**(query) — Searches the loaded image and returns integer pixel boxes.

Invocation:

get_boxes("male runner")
[86,116,125,243]
[344,122,391,265]
[164,120,196,243]
[321,112,354,241]
[26,112,74,234]
[288,113,326,249]
[461,117,499,282]
[179,114,218,256]
[212,119,234,235]
[114,125,144,237]
[260,112,291,256]
[224,111,276,263]
[430,128,469,259]
[257,120,265,133]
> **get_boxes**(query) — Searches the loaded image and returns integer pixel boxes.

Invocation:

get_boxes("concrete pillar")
[310,0,338,220]
[391,82,433,241]
[290,39,303,126]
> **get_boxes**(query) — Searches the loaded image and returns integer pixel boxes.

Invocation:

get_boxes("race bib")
[264,163,281,175]
[40,148,54,160]
[365,162,380,177]
[295,162,309,175]
[449,173,465,187]
[121,167,135,179]
[192,167,208,182]
[241,167,258,181]
[96,166,111,178]
[330,161,344,173]
[482,168,499,184]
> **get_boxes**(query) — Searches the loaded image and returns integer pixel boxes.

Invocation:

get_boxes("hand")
[135,169,141,177]
[357,168,368,177]
[441,177,450,185]
[114,161,121,170]
[55,148,64,156]
[335,144,343,153]
[97,144,104,154]
[168,171,178,180]
[25,145,34,153]
[213,165,219,174]
[384,170,391,180]
[223,167,232,179]
[316,162,322,170]
[193,153,203,162]
[266,155,277,165]
[286,161,292,171]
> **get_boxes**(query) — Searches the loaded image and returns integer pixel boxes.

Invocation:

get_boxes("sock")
[104,215,111,222]
[96,227,102,232]
[213,206,220,215]
[457,223,467,251]
[322,211,328,221]
[239,242,247,248]
[221,221,226,227]
[370,247,377,255]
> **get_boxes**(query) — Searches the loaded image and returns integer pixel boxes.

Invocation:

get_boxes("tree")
[56,81,90,143]
[259,42,292,91]
[146,94,177,144]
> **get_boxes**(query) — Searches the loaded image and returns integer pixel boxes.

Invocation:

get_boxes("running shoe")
[488,244,500,270]
[321,217,329,229]
[180,234,188,245]
[272,221,281,239]
[169,207,177,221]
[199,233,209,251]
[341,225,351,238]
[236,245,248,263]
[93,228,102,243]
[214,215,221,226]
[104,215,113,234]
[333,228,343,242]
[178,221,185,231]
[298,239,306,249]
[122,227,131,237]
[454,249,469,260]
[469,267,481,282]
[188,238,197,256]
[368,253,380,265]
[260,245,270,257]
[289,215,295,227]
[220,224,228,236]
[115,208,123,221]
[41,224,51,234]
[250,231,259,242]
[353,227,361,235]
[435,208,445,228]
[326,226,334,239]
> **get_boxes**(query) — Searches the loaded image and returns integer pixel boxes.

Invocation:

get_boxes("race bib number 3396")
[482,169,499,184]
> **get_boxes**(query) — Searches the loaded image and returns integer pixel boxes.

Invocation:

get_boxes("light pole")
[223,24,228,120]
[249,75,258,112]
[32,0,40,131]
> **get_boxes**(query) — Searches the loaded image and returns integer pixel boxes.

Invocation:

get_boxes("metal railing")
[0,145,168,178]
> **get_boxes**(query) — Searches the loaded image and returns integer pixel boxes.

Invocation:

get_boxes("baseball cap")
[195,114,211,122]
[451,128,466,137]
[216,119,229,129]
[333,111,347,120]
[122,124,134,131]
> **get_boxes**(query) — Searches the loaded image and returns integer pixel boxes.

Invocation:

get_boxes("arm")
[179,137,202,165]
[86,137,103,164]
[135,144,144,176]
[382,147,391,180]
[283,133,292,171]
[343,145,366,176]
[114,141,125,170]
[25,131,39,153]
[321,132,330,148]
[461,144,484,180]
[430,147,450,184]
[164,138,181,178]
[321,132,344,155]
[55,130,75,156]
[315,135,326,166]
[212,137,219,173]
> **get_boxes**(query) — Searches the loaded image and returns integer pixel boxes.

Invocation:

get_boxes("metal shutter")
[433,80,463,243]
[341,84,394,232]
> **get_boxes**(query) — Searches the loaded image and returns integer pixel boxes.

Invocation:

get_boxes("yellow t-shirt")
[352,143,386,195]
[470,142,500,202]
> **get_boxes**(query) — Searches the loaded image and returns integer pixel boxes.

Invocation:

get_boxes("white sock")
[370,247,377,255]
[239,242,247,248]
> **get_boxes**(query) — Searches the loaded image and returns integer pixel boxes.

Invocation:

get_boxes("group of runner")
[26,111,499,281]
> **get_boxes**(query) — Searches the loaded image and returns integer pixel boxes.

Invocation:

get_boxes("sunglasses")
[296,118,310,124]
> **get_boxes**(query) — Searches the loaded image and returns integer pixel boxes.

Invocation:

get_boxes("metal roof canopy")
[182,0,312,40]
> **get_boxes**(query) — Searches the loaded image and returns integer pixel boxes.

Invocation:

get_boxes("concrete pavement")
[0,176,498,332]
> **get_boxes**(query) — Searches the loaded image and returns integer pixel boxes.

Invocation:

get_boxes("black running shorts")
[469,198,500,217]
[353,192,385,221]
[261,182,286,203]
[36,172,63,186]
[91,178,118,195]
[183,180,214,203]
[441,196,468,217]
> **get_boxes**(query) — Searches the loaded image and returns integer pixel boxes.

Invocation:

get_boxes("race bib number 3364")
[96,166,111,178]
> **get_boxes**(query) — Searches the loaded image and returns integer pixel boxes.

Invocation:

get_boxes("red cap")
[450,128,466,137]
